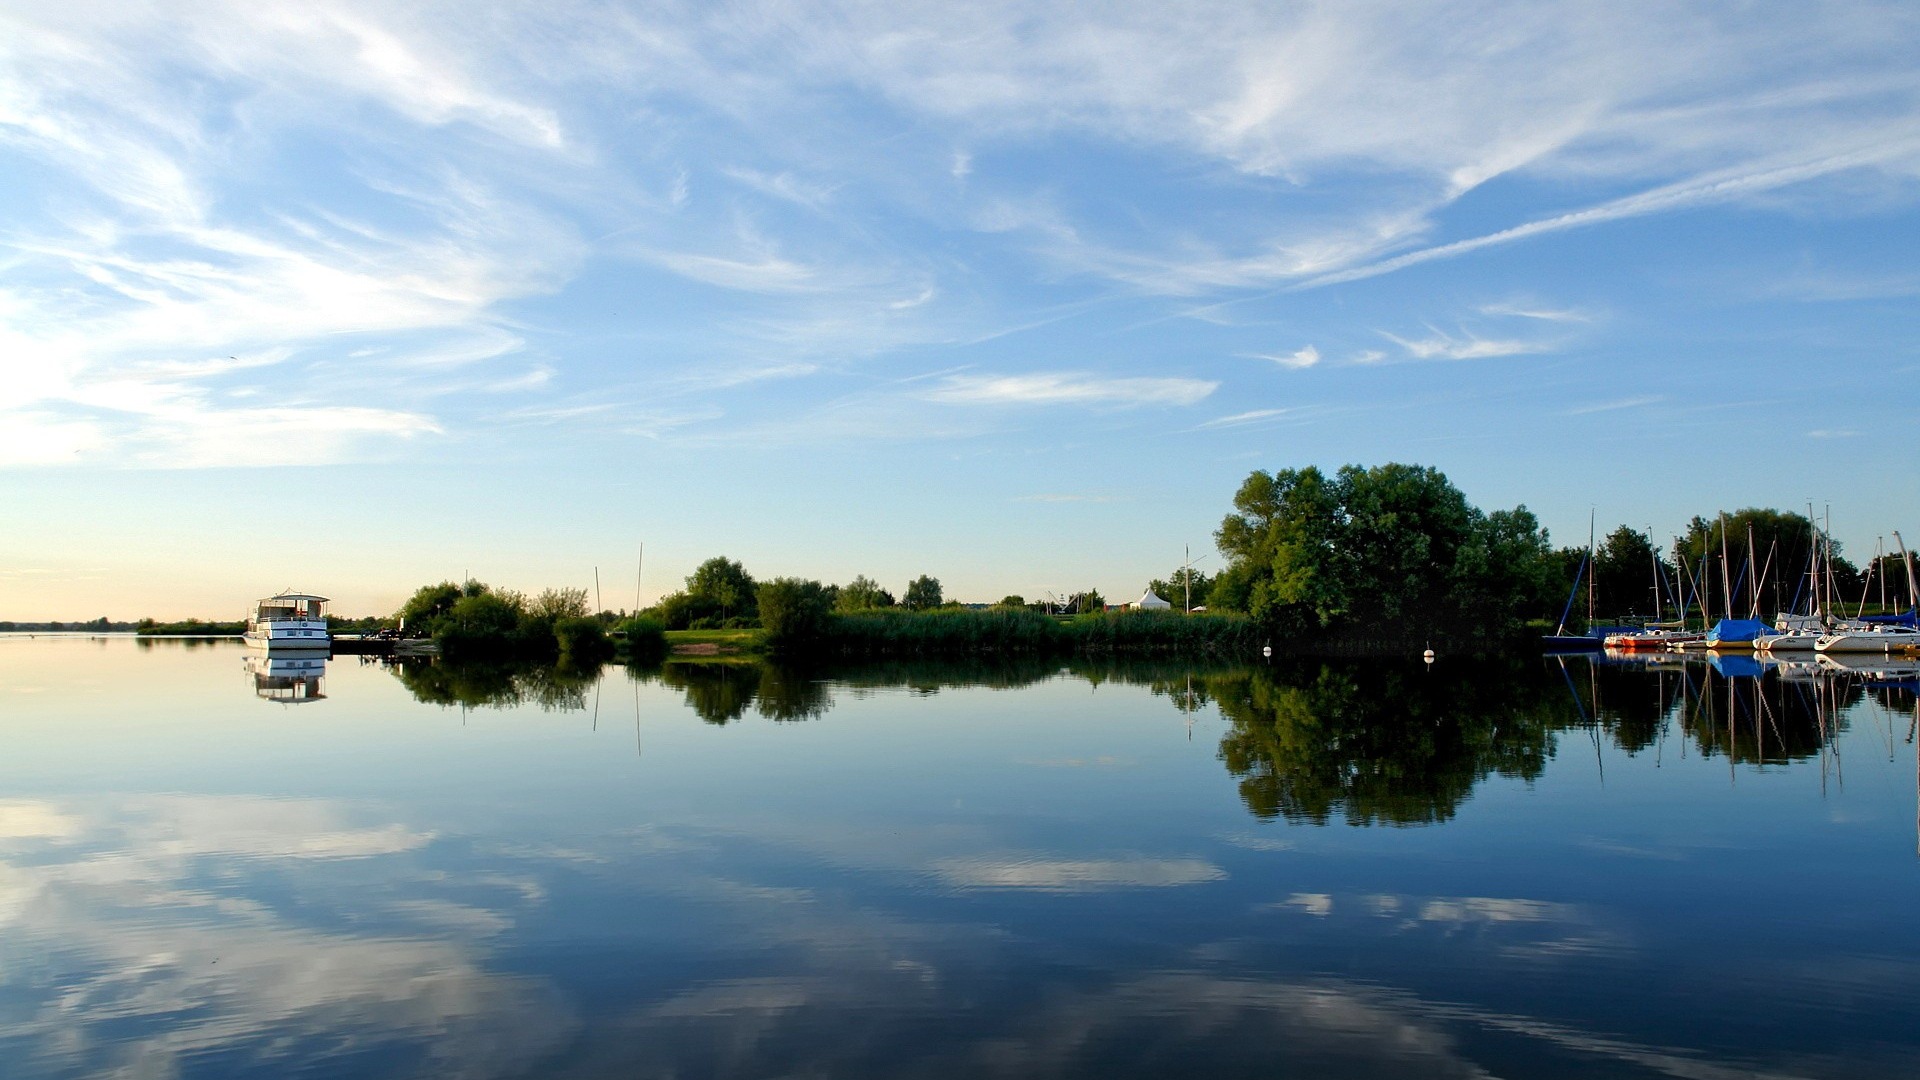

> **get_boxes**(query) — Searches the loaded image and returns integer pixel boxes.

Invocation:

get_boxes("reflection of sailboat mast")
[1654,666,1667,768]
[1728,672,1743,780]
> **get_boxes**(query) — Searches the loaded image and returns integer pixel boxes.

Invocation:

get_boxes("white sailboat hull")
[1813,630,1920,653]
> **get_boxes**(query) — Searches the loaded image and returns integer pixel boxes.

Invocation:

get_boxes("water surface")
[2,636,1916,1078]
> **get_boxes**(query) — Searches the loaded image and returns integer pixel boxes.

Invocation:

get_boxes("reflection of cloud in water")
[932,855,1225,891]
[1417,896,1579,925]
[580,970,1505,1079]
[1285,892,1334,916]
[0,796,573,1078]
[587,964,1804,1080]
[1255,889,1630,967]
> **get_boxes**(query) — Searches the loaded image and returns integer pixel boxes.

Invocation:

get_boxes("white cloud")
[1568,395,1662,415]
[1302,132,1920,289]
[927,372,1217,407]
[1198,408,1297,429]
[1479,302,1592,322]
[721,166,837,210]
[1253,345,1321,369]
[1378,330,1544,361]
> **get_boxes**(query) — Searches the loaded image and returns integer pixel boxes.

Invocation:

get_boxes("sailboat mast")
[1728,518,1743,626]
[1648,528,1663,624]
[1587,510,1596,628]
[1895,531,1917,614]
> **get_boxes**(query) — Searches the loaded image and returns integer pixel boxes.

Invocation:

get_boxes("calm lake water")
[2,635,1918,1079]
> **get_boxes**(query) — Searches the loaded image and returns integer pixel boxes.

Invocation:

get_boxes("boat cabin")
[245,592,332,648]
[253,593,328,623]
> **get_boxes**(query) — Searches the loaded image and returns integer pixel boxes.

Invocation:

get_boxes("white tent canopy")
[1136,590,1172,610]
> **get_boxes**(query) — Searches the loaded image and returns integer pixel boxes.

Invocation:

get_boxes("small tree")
[1072,588,1106,613]
[837,574,895,612]
[397,581,464,633]
[689,557,758,623]
[903,575,943,611]
[530,587,591,621]
[996,594,1026,609]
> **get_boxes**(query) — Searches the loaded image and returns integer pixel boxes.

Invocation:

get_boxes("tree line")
[373,462,1920,660]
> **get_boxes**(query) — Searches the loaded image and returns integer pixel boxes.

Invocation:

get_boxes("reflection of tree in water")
[392,657,603,711]
[650,662,761,724]
[648,662,836,724]
[1213,659,1564,827]
[636,655,1275,725]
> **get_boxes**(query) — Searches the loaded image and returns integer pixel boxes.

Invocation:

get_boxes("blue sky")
[3,0,1918,619]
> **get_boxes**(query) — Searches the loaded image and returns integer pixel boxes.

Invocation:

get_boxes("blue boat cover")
[1707,618,1768,644]
[1859,609,1919,628]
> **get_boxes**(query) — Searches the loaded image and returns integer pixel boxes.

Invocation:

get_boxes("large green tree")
[1212,463,1555,644]
[1594,526,1671,619]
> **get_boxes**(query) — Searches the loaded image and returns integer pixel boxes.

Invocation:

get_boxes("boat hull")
[1814,632,1920,653]
[244,626,331,649]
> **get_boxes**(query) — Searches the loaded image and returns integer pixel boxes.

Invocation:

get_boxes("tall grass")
[819,607,1063,656]
[773,607,1262,659]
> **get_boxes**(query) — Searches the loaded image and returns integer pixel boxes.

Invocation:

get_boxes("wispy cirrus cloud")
[1479,302,1593,323]
[1377,330,1546,362]
[926,372,1216,408]
[1197,408,1300,429]
[1568,395,1662,415]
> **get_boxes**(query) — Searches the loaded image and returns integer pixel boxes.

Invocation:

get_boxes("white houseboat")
[244,592,331,649]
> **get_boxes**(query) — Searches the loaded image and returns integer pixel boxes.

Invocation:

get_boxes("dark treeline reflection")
[388,651,1907,821]
[391,656,604,712]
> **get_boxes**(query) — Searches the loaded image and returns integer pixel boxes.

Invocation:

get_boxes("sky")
[2,0,1918,620]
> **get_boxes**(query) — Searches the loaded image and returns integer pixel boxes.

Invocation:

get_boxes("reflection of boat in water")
[1814,653,1920,681]
[244,592,331,649]
[244,651,327,703]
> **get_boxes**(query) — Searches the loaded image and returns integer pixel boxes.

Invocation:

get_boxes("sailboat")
[1815,531,1920,654]
[1543,514,1607,652]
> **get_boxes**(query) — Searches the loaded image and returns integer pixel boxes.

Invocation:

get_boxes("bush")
[554,616,614,661]
[615,616,668,662]
[438,591,537,658]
